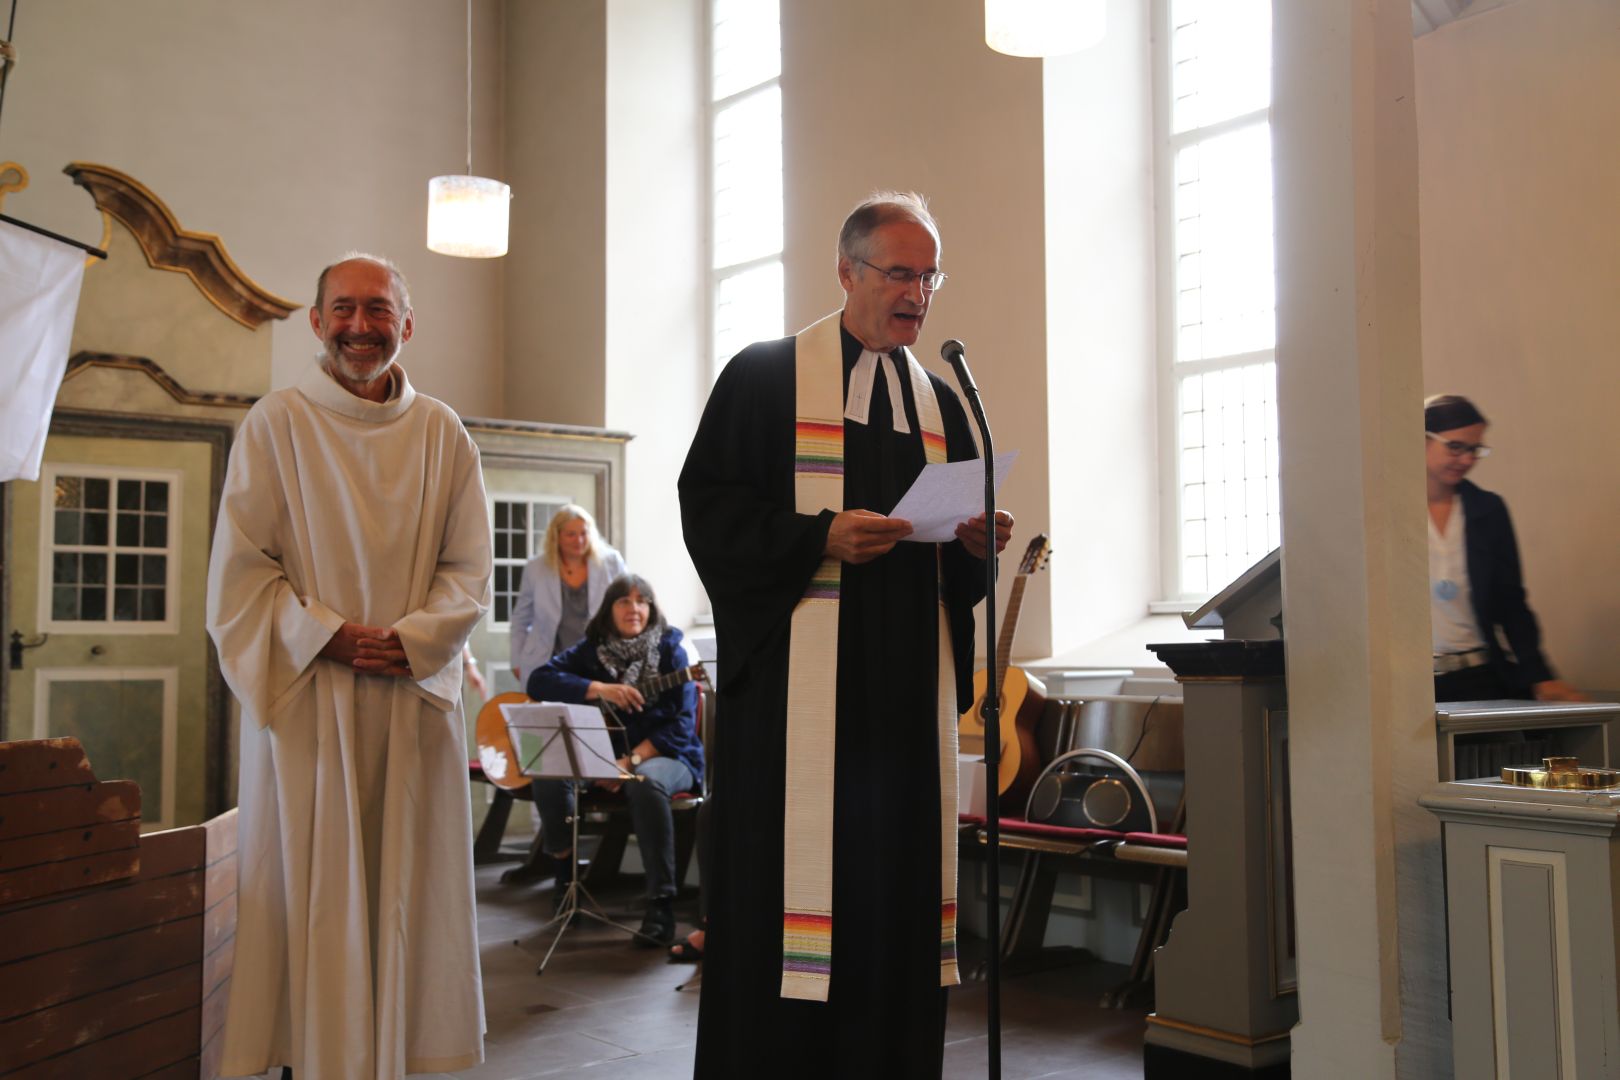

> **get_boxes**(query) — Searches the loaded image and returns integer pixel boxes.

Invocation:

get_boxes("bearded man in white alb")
[207,255,492,1079]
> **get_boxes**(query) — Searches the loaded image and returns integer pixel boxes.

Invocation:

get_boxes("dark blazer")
[1459,480,1554,689]
[526,626,704,782]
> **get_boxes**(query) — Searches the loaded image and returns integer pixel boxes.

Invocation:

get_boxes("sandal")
[669,924,705,963]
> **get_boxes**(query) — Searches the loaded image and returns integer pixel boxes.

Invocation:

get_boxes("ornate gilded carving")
[463,417,634,443]
[64,352,260,409]
[1,161,110,264]
[64,162,300,329]
[0,160,27,211]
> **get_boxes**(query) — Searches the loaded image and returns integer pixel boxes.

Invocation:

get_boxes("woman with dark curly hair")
[526,574,704,943]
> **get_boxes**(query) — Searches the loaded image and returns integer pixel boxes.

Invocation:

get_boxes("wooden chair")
[575,684,712,888]
[468,691,537,864]
[959,698,1190,1007]
[468,685,714,890]
[959,811,1188,1005]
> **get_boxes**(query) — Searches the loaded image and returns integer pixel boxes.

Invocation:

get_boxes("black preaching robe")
[678,324,986,1079]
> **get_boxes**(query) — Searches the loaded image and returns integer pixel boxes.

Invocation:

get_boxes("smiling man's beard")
[321,334,399,386]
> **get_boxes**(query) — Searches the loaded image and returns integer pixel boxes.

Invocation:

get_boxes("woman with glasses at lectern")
[1425,394,1586,703]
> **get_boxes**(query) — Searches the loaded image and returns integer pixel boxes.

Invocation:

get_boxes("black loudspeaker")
[1025,748,1158,834]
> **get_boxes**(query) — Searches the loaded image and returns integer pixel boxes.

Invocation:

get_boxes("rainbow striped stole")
[795,421,844,477]
[780,311,961,1002]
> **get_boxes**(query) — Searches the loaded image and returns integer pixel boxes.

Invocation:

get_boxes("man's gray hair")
[313,252,413,314]
[836,191,941,264]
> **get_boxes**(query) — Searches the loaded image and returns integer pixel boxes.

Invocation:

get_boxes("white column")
[604,0,707,625]
[1272,1,1449,1076]
[503,0,609,429]
[1042,1,1161,656]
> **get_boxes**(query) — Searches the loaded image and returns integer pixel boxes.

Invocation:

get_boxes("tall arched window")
[709,0,784,378]
[1157,0,1279,597]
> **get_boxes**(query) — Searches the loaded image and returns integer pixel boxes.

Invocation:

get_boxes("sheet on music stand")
[500,701,624,781]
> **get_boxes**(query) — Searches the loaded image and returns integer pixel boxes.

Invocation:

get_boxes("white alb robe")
[207,360,492,1079]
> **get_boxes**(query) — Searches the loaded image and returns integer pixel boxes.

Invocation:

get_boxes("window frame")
[37,463,184,635]
[487,492,573,630]
[1152,0,1278,603]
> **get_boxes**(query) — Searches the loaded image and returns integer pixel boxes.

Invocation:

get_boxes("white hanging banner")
[0,219,87,482]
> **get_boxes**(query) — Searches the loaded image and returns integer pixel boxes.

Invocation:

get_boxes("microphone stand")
[942,340,1002,1080]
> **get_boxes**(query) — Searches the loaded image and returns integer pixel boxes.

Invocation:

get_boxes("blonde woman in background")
[509,505,627,685]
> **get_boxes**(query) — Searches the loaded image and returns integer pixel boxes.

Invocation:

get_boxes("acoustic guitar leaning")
[959,534,1051,808]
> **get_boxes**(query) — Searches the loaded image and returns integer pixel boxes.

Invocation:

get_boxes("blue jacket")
[526,626,704,783]
[507,547,627,683]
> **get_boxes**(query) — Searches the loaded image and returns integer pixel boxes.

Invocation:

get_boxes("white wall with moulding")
[3,0,506,416]
[604,0,707,634]
[1041,0,1162,662]
[1415,0,1620,695]
[22,0,1609,680]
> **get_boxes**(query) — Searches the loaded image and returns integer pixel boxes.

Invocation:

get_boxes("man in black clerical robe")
[678,192,1011,1079]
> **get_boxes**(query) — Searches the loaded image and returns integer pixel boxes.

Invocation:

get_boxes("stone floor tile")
[451,859,1149,1079]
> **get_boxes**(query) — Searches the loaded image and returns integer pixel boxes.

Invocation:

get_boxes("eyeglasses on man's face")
[858,258,947,292]
[1426,432,1492,458]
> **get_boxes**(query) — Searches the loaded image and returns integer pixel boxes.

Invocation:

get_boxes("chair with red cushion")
[573,683,712,889]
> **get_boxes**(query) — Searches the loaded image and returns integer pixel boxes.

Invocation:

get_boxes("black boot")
[503,846,575,886]
[637,896,676,947]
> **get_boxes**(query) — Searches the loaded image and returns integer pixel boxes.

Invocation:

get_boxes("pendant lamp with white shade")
[985,0,1106,58]
[427,0,510,258]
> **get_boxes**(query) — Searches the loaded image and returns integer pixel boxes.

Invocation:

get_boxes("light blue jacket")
[508,547,627,682]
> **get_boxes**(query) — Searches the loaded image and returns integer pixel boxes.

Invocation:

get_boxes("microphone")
[940,339,978,397]
[940,335,1005,1062]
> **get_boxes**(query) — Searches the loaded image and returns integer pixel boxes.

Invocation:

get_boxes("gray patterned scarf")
[595,621,664,687]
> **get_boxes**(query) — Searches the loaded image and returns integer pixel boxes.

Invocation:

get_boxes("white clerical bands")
[844,349,911,434]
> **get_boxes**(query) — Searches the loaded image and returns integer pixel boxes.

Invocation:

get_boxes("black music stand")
[501,701,662,973]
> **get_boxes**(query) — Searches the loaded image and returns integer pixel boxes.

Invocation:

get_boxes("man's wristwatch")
[629,752,643,768]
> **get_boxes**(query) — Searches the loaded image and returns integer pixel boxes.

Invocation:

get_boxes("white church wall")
[3,0,506,416]
[604,0,707,629]
[503,0,609,432]
[497,0,709,628]
[1415,0,1620,695]
[1042,1,1162,659]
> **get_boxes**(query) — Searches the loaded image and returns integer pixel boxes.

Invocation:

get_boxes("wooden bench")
[0,737,238,1078]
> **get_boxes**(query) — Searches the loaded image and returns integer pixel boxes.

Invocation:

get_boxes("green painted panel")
[49,677,166,810]
[6,433,214,825]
